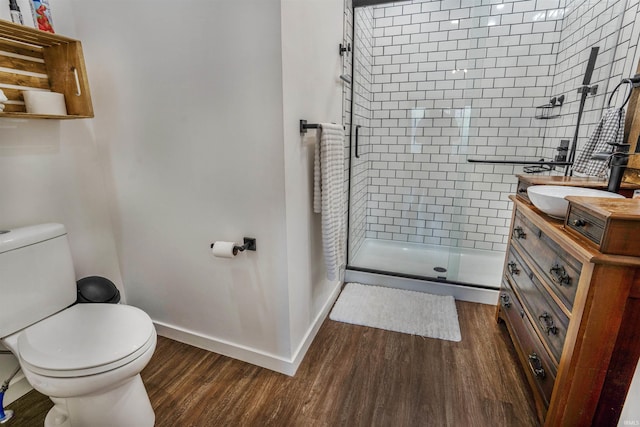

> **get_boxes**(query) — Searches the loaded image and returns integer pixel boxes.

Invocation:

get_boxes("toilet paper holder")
[210,238,257,253]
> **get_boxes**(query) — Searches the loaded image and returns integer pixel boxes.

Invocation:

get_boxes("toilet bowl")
[0,224,157,427]
[2,304,157,427]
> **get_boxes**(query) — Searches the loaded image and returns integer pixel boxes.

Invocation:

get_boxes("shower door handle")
[355,125,361,159]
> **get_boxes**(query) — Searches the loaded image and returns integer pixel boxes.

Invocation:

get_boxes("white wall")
[66,0,344,374]
[2,0,345,403]
[69,0,293,361]
[0,3,124,404]
[280,0,344,365]
[0,119,124,403]
[2,0,345,407]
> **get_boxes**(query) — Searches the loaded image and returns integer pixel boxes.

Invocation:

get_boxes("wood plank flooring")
[7,301,538,426]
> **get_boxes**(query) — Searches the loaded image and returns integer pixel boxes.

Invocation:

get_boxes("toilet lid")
[17,304,155,376]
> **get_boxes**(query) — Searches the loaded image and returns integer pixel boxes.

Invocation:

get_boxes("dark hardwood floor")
[7,301,538,426]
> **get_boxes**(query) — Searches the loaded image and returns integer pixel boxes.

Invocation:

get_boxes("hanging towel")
[573,107,625,178]
[313,123,345,281]
[0,89,7,112]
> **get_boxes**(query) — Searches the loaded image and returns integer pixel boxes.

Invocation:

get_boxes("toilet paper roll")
[22,90,67,115]
[211,241,239,258]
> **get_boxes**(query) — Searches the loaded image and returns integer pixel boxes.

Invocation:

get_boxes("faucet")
[592,142,630,193]
[608,149,630,193]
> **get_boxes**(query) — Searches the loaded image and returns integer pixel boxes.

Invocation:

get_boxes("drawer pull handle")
[538,312,559,335]
[500,294,511,308]
[507,261,520,276]
[550,264,572,286]
[513,226,527,239]
[528,353,546,378]
[573,219,586,227]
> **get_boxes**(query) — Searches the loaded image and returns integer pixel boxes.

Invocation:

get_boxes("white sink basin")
[527,185,625,219]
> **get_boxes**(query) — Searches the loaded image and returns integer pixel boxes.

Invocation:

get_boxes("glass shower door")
[346,4,468,284]
[345,0,628,289]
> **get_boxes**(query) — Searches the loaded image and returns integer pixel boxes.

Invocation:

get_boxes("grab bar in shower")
[467,159,573,166]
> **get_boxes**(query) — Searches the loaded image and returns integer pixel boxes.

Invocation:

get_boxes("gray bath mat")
[329,283,461,342]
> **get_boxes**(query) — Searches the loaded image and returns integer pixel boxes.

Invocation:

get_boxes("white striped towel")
[313,123,345,281]
[573,107,625,178]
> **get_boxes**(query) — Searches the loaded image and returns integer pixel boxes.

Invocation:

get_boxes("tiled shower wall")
[542,0,640,165]
[362,0,564,251]
[344,0,639,258]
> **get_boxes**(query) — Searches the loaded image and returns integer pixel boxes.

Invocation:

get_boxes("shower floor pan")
[349,238,505,289]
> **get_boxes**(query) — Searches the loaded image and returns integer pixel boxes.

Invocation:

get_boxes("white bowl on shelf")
[527,185,625,219]
[22,90,67,116]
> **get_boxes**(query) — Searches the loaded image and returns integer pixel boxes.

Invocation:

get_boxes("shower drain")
[434,266,447,273]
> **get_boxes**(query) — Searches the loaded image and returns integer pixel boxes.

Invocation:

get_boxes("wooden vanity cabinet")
[497,195,640,426]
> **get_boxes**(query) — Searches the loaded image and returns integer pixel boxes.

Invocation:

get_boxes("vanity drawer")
[511,209,582,311]
[565,197,640,257]
[505,248,569,364]
[499,279,557,409]
[566,205,605,247]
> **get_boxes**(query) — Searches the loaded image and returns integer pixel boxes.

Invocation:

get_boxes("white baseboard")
[344,269,499,305]
[289,281,342,373]
[154,281,342,377]
[154,321,295,375]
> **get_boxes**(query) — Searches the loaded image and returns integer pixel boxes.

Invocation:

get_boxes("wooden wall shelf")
[0,19,93,119]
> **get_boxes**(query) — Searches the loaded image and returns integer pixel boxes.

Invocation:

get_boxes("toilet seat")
[17,304,155,378]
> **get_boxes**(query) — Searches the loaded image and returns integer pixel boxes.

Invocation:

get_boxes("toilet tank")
[0,224,77,338]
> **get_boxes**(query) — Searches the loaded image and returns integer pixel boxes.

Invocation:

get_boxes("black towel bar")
[300,120,346,134]
[607,76,640,109]
[300,120,319,134]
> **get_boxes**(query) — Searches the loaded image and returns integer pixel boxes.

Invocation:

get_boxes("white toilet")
[0,224,157,427]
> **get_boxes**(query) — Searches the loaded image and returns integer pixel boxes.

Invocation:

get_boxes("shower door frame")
[344,0,496,291]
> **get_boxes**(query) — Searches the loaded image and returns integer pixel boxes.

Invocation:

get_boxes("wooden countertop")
[565,196,640,220]
[517,175,640,190]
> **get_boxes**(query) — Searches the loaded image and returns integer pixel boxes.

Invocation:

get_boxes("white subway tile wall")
[362,0,565,251]
[541,0,639,166]
[343,0,640,259]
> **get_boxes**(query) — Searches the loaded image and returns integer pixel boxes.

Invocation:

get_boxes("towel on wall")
[573,107,625,178]
[313,123,345,282]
